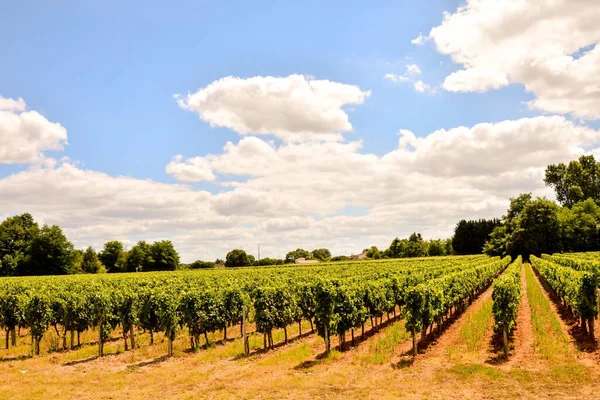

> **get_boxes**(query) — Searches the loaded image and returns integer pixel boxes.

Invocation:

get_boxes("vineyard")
[3,253,600,399]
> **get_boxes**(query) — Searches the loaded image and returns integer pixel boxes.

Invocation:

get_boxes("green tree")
[558,198,600,252]
[311,248,331,262]
[225,249,250,268]
[148,240,179,271]
[126,241,152,272]
[545,155,600,207]
[285,248,311,263]
[365,246,381,259]
[98,241,125,273]
[81,246,102,274]
[24,225,75,275]
[0,213,39,276]
[426,239,446,256]
[452,219,501,255]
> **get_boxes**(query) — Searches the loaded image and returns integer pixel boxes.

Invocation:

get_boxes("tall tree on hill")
[311,248,331,262]
[148,240,180,271]
[98,241,125,273]
[81,246,103,274]
[225,249,250,268]
[452,218,502,255]
[545,155,600,207]
[24,225,75,275]
[0,213,39,276]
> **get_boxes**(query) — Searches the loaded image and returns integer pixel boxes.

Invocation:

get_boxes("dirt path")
[408,281,497,369]
[500,263,535,368]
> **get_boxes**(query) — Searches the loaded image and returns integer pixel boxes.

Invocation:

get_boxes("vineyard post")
[98,324,103,357]
[167,332,173,357]
[412,329,417,356]
[243,307,249,356]
[5,329,8,349]
[130,326,135,350]
[324,326,330,354]
[503,324,508,357]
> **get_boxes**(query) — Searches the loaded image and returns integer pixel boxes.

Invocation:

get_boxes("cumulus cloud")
[428,0,600,119]
[413,80,434,94]
[175,75,371,142]
[0,96,68,164]
[166,155,216,182]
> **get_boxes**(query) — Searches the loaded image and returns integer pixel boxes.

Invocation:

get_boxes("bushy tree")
[365,246,381,259]
[126,241,153,272]
[0,213,39,276]
[225,249,250,268]
[24,225,75,275]
[426,239,446,256]
[81,246,103,273]
[452,218,501,255]
[98,241,125,273]
[311,248,331,262]
[285,248,311,263]
[545,155,600,207]
[148,240,179,271]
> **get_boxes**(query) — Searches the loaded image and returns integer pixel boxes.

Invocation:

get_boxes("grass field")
[2,262,600,399]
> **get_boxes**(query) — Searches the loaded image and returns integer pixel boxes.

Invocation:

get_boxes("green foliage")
[492,256,522,334]
[285,248,311,263]
[452,219,501,255]
[99,241,125,273]
[0,213,39,276]
[187,260,216,269]
[545,155,600,207]
[81,246,103,274]
[148,240,179,271]
[311,248,331,262]
[25,225,75,275]
[225,249,250,268]
[126,241,152,272]
[365,246,381,259]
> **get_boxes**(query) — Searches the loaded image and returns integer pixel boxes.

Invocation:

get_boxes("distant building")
[294,257,319,265]
[349,250,368,260]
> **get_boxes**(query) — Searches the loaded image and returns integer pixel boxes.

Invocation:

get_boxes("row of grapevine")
[492,256,522,355]
[402,256,511,355]
[530,255,598,340]
[0,255,491,358]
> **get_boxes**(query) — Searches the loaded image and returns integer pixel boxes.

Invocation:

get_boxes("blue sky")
[1,1,598,260]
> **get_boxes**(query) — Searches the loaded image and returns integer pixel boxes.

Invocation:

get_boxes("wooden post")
[130,326,135,350]
[412,329,417,357]
[503,325,509,357]
[324,327,330,354]
[70,330,74,350]
[243,308,249,356]
[167,334,173,357]
[5,329,8,349]
[589,318,595,341]
[98,324,103,357]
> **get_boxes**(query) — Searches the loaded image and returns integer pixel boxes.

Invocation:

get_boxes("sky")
[1,0,599,262]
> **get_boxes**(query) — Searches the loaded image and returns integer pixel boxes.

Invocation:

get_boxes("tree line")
[450,155,600,259]
[0,214,179,276]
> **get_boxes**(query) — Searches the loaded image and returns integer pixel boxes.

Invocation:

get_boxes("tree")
[0,213,39,276]
[405,233,427,258]
[426,239,446,257]
[484,194,561,258]
[81,246,103,274]
[225,249,250,268]
[311,248,331,262]
[558,198,600,252]
[148,240,179,271]
[545,155,600,207]
[98,241,125,273]
[188,260,215,269]
[126,241,152,272]
[24,225,75,275]
[285,248,311,263]
[452,219,502,255]
[365,246,381,259]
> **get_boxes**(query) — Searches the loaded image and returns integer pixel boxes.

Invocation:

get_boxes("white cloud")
[385,64,435,94]
[0,96,26,112]
[428,0,600,119]
[0,96,67,164]
[384,73,410,83]
[3,93,599,261]
[411,33,428,46]
[166,155,216,182]
[405,64,422,77]
[175,74,371,142]
[413,80,434,93]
